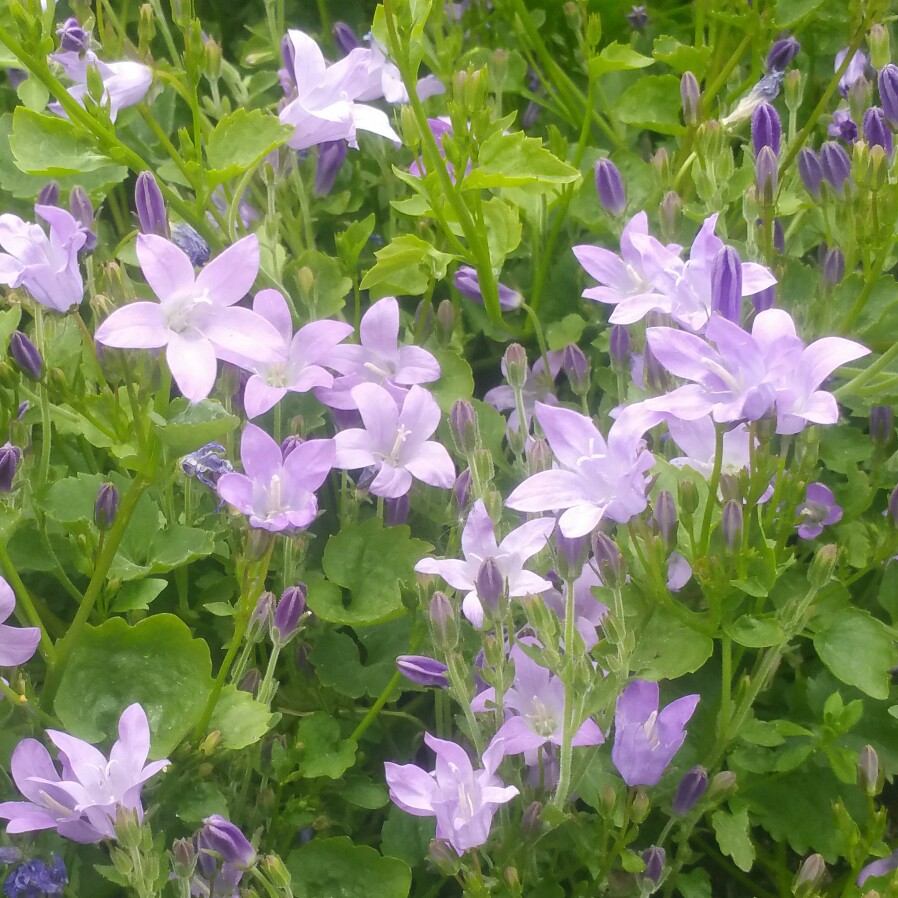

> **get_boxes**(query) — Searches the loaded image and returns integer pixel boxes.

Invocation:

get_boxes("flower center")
[163,288,212,334]
[642,710,661,750]
[264,362,290,388]
[526,696,558,737]
[385,424,411,465]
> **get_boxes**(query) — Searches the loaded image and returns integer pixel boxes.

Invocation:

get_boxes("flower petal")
[136,234,195,303]
[195,235,260,307]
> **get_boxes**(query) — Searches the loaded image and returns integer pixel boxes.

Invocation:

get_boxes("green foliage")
[205,108,293,184]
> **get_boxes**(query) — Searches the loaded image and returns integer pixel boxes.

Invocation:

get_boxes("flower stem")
[552,577,578,808]
[33,308,52,487]
[698,425,725,555]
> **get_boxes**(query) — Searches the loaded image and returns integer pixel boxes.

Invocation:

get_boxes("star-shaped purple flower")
[50,50,151,122]
[796,483,842,539]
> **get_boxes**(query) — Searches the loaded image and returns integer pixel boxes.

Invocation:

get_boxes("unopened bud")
[450,399,479,455]
[863,107,894,161]
[631,789,650,823]
[385,493,409,526]
[766,36,800,73]
[332,22,361,54]
[798,148,823,199]
[755,145,779,204]
[503,343,528,390]
[171,838,196,879]
[711,246,743,323]
[37,182,59,206]
[642,846,665,883]
[314,140,348,196]
[94,482,119,531]
[809,544,838,589]
[528,438,552,475]
[454,468,472,509]
[678,480,699,515]
[680,72,701,126]
[135,172,169,237]
[0,443,22,493]
[752,103,781,156]
[428,839,461,875]
[436,299,455,343]
[562,343,589,396]
[870,406,893,447]
[879,64,898,127]
[396,655,449,688]
[429,591,457,650]
[820,141,851,196]
[793,854,825,897]
[858,744,881,796]
[9,331,43,380]
[272,584,306,645]
[476,557,506,618]
[594,159,626,215]
[822,247,845,287]
[721,500,743,549]
[652,490,678,551]
[869,25,891,72]
[673,766,708,815]
[591,532,626,589]
[708,770,737,797]
[660,191,681,241]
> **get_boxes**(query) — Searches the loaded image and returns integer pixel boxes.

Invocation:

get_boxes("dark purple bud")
[797,148,823,199]
[626,5,649,30]
[594,159,626,216]
[863,106,893,160]
[609,325,630,368]
[503,343,528,390]
[9,331,43,380]
[475,557,505,617]
[199,815,256,869]
[37,182,59,206]
[69,186,97,253]
[653,490,678,550]
[642,847,665,884]
[889,485,898,527]
[57,17,91,53]
[171,223,211,267]
[680,72,701,126]
[450,399,478,455]
[94,482,119,531]
[555,532,587,580]
[752,103,781,156]
[721,499,743,549]
[752,284,776,312]
[314,140,348,196]
[711,246,743,323]
[562,344,589,395]
[772,218,785,254]
[870,406,893,446]
[755,145,778,203]
[822,247,845,286]
[332,22,361,54]
[879,64,898,127]
[273,584,306,644]
[0,443,21,492]
[384,493,409,526]
[766,35,800,73]
[135,172,169,237]
[673,766,708,815]
[429,590,457,650]
[591,532,625,589]
[396,654,449,688]
[820,141,852,195]
[454,468,472,508]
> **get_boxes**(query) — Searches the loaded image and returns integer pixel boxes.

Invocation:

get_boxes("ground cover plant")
[0,0,897,895]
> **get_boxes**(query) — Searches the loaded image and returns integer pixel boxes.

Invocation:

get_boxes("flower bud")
[644,343,670,394]
[660,191,681,241]
[69,186,97,253]
[591,532,626,590]
[594,159,626,215]
[555,532,587,581]
[332,22,361,54]
[721,499,743,549]
[631,789,650,823]
[863,107,893,160]
[273,584,306,645]
[752,284,776,313]
[673,766,708,815]
[708,770,737,797]
[858,744,881,796]
[711,246,743,323]
[678,480,699,515]
[314,140,348,196]
[199,815,256,869]
[808,544,838,589]
[0,443,22,492]
[94,482,119,531]
[9,331,43,380]
[429,591,457,650]
[879,64,898,127]
[249,590,274,639]
[385,493,409,526]
[752,103,781,156]
[609,324,630,370]
[822,247,845,287]
[57,17,91,53]
[755,145,779,204]
[396,655,449,688]
[450,399,479,455]
[521,801,542,835]
[651,148,670,183]
[135,171,169,237]
[766,36,800,73]
[773,218,785,254]
[680,72,701,126]
[475,557,506,618]
[784,69,804,114]
[627,5,649,30]
[37,182,59,206]
[239,668,261,694]
[793,854,826,898]
[171,838,196,879]
[428,839,461,875]
[870,407,893,447]
[798,148,823,199]
[652,490,678,551]
[527,438,552,475]
[436,300,455,343]
[820,141,852,195]
[171,223,210,267]
[503,343,528,390]
[869,25,891,73]
[454,468,472,509]
[562,344,589,396]
[642,847,665,883]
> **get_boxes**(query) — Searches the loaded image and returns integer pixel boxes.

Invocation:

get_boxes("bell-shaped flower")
[50,50,151,122]
[354,39,444,104]
[95,234,282,403]
[217,424,335,532]
[0,577,40,666]
[333,383,454,498]
[0,205,85,313]
[415,499,555,627]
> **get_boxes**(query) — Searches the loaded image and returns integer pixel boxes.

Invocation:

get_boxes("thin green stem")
[0,541,56,663]
[552,577,578,808]
[698,425,725,554]
[835,340,898,399]
[33,309,52,486]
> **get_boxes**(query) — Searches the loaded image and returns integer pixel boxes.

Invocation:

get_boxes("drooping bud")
[332,22,361,55]
[798,148,823,199]
[135,172,169,237]
[591,532,626,590]
[879,64,898,127]
[755,145,778,204]
[396,655,449,688]
[652,490,678,551]
[9,331,43,380]
[642,847,665,884]
[822,247,845,287]
[69,186,97,253]
[429,591,457,650]
[94,482,119,531]
[793,854,826,898]
[752,103,781,156]
[673,766,708,815]
[858,744,881,796]
[609,324,630,369]
[863,107,893,160]
[0,443,22,492]
[562,343,589,396]
[171,223,210,267]
[314,140,348,196]
[721,500,743,549]
[385,493,409,526]
[594,159,626,215]
[870,407,893,447]
[450,399,478,455]
[711,246,743,323]
[37,182,59,206]
[198,815,256,869]
[272,584,306,645]
[476,557,505,618]
[766,35,800,73]
[503,344,528,390]
[680,72,701,126]
[819,141,852,195]
[57,17,91,53]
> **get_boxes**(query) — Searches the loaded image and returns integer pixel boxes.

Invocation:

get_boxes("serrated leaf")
[630,609,713,679]
[205,109,293,184]
[294,713,357,778]
[10,107,114,175]
[711,807,755,872]
[616,75,686,136]
[463,130,581,191]
[359,235,456,298]
[209,684,275,749]
[590,41,654,76]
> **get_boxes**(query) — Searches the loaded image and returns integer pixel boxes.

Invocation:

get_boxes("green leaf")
[294,713,357,778]
[205,109,293,184]
[775,0,824,26]
[54,614,212,757]
[546,313,586,350]
[288,837,411,898]
[590,41,654,76]
[430,348,475,412]
[616,75,686,136]
[10,107,115,176]
[630,609,713,679]
[209,684,275,750]
[652,36,712,76]
[676,869,712,898]
[725,615,785,648]
[342,775,389,809]
[336,214,377,272]
[711,806,755,872]
[359,235,456,298]
[150,398,239,454]
[16,76,50,112]
[463,130,581,191]
[111,578,167,612]
[813,609,897,699]
[176,781,229,823]
[110,523,216,581]
[294,249,352,318]
[0,307,22,349]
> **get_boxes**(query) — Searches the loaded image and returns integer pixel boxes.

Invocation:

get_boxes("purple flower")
[863,106,893,160]
[506,403,661,538]
[820,141,852,195]
[880,64,898,126]
[316,297,440,410]
[835,48,868,97]
[0,206,85,312]
[181,442,233,488]
[611,680,699,787]
[751,103,781,156]
[217,424,334,532]
[273,585,306,644]
[239,289,353,418]
[4,855,67,898]
[454,266,522,311]
[765,36,800,73]
[333,383,454,498]
[415,499,554,627]
[278,30,400,150]
[827,108,857,142]
[667,416,754,480]
[796,483,842,539]
[542,561,608,649]
[484,351,563,436]
[193,815,254,897]
[0,578,40,667]
[396,655,449,688]
[384,733,518,855]
[314,140,348,195]
[50,50,151,122]
[95,234,282,403]
[353,39,444,105]
[0,444,21,493]
[57,18,91,53]
[857,851,898,887]
[0,704,168,843]
[594,159,626,215]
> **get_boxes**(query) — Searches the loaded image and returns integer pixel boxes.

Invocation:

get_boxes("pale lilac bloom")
[50,50,151,121]
[0,704,168,843]
[858,851,898,887]
[217,424,335,532]
[317,297,440,410]
[666,552,693,591]
[95,234,282,403]
[384,733,518,855]
[333,383,454,498]
[278,30,400,151]
[796,483,842,539]
[667,416,754,478]
[455,266,522,311]
[415,499,555,627]
[484,351,563,435]
[506,403,661,538]
[239,289,354,418]
[0,577,40,666]
[612,680,699,787]
[355,39,444,104]
[836,48,868,97]
[0,206,85,313]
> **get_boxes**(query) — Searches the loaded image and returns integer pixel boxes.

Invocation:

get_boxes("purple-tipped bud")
[273,584,306,644]
[562,344,589,395]
[660,191,681,241]
[721,500,743,549]
[626,5,649,30]
[454,468,472,509]
[755,146,778,204]
[752,284,776,312]
[396,655,449,688]
[94,482,119,531]
[642,847,665,883]
[609,325,630,369]
[199,816,256,869]
[527,437,552,475]
[0,443,22,492]
[503,343,528,390]
[680,72,701,126]
[766,35,800,73]
[591,532,626,589]
[333,22,362,54]
[820,141,852,195]
[863,106,893,160]
[135,172,169,237]
[673,766,708,815]
[879,64,898,127]
[555,532,587,580]
[594,159,626,215]
[475,557,505,617]
[822,247,845,286]
[711,246,743,323]
[450,399,478,455]
[889,485,898,527]
[429,591,457,650]
[436,299,455,343]
[249,590,274,638]
[280,435,304,459]
[37,182,59,206]
[171,838,196,878]
[385,493,409,526]
[57,17,91,53]
[752,103,781,156]
[69,186,97,253]
[797,148,823,199]
[9,331,43,380]
[652,490,678,551]
[171,223,210,267]
[644,343,670,394]
[314,140,348,196]
[870,407,893,447]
